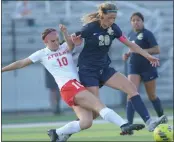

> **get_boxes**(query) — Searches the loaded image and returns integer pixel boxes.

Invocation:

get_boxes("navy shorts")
[78,66,117,87]
[128,64,158,82]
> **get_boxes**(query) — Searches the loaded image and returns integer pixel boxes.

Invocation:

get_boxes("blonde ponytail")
[81,12,99,25]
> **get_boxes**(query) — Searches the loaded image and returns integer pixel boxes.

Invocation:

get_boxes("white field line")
[2,116,173,129]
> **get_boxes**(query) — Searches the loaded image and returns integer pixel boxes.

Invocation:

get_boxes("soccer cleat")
[146,115,168,132]
[120,123,145,135]
[47,129,70,142]
[47,129,58,142]
[160,115,168,124]
[128,130,134,135]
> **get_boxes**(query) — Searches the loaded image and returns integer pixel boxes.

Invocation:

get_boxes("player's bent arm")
[63,32,75,51]
[2,58,33,72]
[59,24,75,51]
[144,46,160,55]
[122,39,151,59]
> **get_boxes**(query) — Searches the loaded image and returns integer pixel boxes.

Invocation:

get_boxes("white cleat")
[146,115,168,132]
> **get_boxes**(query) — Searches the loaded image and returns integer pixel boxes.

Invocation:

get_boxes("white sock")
[99,107,127,127]
[56,121,81,135]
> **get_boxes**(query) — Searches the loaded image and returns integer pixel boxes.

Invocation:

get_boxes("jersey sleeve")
[112,24,127,43]
[146,31,158,48]
[75,24,90,38]
[28,50,43,63]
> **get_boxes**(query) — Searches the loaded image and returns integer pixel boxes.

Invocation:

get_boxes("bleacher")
[2,1,173,111]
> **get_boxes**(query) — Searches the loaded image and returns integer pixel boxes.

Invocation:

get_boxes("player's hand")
[147,55,160,67]
[59,24,67,33]
[122,52,131,61]
[71,34,83,46]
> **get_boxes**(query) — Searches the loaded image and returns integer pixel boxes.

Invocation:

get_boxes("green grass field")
[2,120,173,141]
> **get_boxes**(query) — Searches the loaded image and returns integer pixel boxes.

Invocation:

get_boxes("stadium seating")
[2,1,173,111]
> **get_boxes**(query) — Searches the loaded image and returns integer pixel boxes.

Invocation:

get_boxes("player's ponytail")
[81,2,118,25]
[81,12,99,25]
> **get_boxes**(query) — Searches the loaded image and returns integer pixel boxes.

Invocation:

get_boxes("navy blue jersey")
[128,28,158,67]
[75,21,124,69]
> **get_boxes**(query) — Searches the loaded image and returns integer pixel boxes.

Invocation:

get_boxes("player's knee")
[148,94,157,101]
[126,81,139,97]
[80,118,93,130]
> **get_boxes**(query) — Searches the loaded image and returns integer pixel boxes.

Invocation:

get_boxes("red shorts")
[60,79,86,107]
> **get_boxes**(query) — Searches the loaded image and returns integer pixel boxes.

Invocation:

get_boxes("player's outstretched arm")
[2,58,33,72]
[59,24,75,51]
[144,46,160,55]
[121,39,160,67]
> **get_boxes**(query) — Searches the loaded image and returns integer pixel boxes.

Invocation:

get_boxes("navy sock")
[130,95,150,123]
[126,100,135,124]
[151,97,164,117]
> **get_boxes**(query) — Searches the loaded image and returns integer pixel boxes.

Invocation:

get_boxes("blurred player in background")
[71,2,167,132]
[2,25,146,142]
[122,12,168,131]
[45,68,61,115]
[13,0,32,19]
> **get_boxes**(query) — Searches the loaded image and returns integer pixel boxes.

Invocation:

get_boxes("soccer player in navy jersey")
[122,12,168,131]
[71,2,167,132]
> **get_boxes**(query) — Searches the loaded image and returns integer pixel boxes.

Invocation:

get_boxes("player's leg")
[127,74,141,124]
[86,86,100,119]
[62,80,145,133]
[102,68,150,124]
[48,106,93,142]
[103,70,166,131]
[142,70,166,121]
[45,69,61,114]
[50,87,61,114]
[74,89,145,134]
[78,69,101,119]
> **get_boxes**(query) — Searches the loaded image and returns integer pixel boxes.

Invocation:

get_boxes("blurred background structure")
[2,1,173,114]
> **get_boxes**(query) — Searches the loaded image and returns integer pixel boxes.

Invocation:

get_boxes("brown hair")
[130,12,144,22]
[41,28,57,40]
[81,2,118,25]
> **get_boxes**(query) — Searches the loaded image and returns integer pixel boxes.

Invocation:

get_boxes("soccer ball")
[153,124,173,142]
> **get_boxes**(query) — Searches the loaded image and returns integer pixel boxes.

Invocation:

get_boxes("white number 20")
[99,35,110,46]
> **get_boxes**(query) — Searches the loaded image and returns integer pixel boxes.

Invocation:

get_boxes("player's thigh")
[105,72,138,96]
[86,86,100,119]
[79,70,100,118]
[85,86,100,119]
[74,90,105,112]
[141,69,158,100]
[144,79,157,100]
[86,86,99,97]
[128,74,141,89]
[61,79,104,112]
